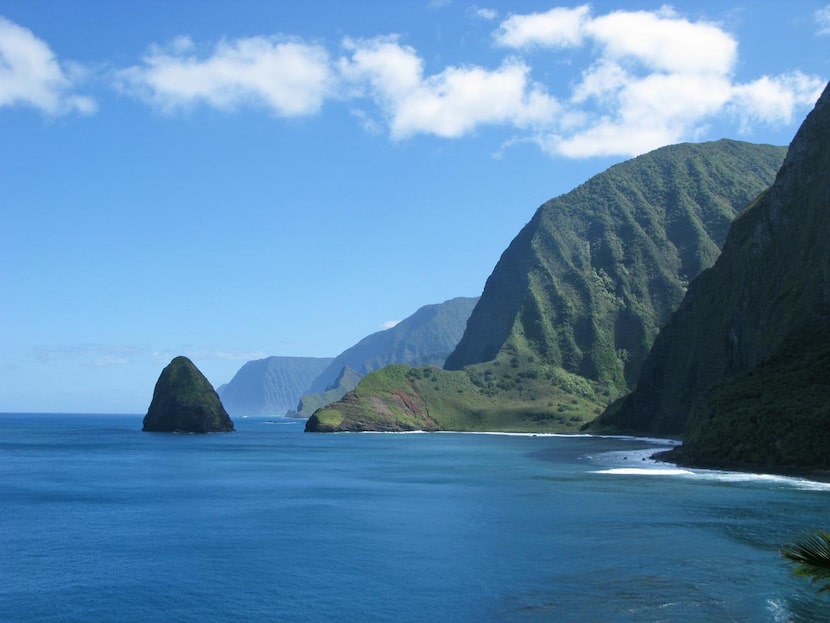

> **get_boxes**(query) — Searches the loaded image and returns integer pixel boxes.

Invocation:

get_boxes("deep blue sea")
[2,413,829,622]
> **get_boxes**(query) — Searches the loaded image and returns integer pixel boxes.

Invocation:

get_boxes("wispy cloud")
[816,5,830,35]
[33,344,144,367]
[470,7,498,22]
[116,34,334,117]
[381,320,400,329]
[32,344,268,367]
[0,16,96,115]
[153,348,270,363]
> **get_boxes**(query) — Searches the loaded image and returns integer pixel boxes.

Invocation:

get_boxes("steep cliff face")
[143,356,234,433]
[595,83,830,469]
[292,366,362,417]
[219,356,333,416]
[445,141,787,397]
[306,297,478,395]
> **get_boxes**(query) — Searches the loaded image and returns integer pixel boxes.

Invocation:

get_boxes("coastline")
[652,448,830,484]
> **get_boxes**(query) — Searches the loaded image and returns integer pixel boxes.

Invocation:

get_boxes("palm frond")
[781,530,830,592]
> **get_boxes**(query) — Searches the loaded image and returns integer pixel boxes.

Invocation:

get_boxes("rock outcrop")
[143,356,234,433]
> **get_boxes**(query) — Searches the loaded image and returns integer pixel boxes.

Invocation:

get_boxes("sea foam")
[594,465,830,491]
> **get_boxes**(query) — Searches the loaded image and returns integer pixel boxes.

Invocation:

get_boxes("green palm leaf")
[781,530,830,592]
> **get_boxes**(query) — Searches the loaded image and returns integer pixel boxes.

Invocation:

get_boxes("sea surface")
[1,413,829,622]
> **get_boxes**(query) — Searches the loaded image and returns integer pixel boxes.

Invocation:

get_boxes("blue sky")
[1,1,828,413]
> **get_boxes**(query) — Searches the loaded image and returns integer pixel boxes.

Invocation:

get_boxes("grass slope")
[306,355,602,433]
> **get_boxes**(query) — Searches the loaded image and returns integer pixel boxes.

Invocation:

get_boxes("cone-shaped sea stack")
[143,356,234,433]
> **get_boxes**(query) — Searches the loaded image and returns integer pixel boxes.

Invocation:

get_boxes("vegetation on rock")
[305,356,601,433]
[143,356,234,433]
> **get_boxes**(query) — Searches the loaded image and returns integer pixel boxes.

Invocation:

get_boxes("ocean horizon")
[2,412,829,622]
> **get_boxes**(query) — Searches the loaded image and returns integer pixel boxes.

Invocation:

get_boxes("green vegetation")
[307,140,787,433]
[292,366,363,417]
[143,356,234,433]
[782,531,830,593]
[296,297,478,417]
[306,359,604,433]
[666,332,830,469]
[446,139,787,395]
[594,84,830,472]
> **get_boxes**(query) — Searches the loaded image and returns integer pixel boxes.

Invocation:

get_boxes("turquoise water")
[1,413,829,622]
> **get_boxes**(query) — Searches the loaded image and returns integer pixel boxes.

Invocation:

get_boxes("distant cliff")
[595,83,830,471]
[219,356,333,416]
[294,297,478,417]
[292,366,362,418]
[143,356,234,433]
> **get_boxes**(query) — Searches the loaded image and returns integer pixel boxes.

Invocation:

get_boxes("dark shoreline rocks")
[142,356,235,433]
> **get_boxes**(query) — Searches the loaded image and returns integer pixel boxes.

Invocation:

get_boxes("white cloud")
[9,5,816,160]
[33,344,143,367]
[491,6,826,158]
[339,36,559,139]
[587,8,736,75]
[335,7,822,158]
[153,348,269,363]
[0,16,96,115]
[494,6,590,48]
[729,72,826,131]
[381,320,400,329]
[117,35,334,116]
[816,6,830,35]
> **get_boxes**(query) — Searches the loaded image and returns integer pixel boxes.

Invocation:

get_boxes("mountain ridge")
[307,139,788,433]
[445,139,788,394]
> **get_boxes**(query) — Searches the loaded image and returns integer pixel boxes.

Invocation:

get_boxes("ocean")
[1,413,829,622]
